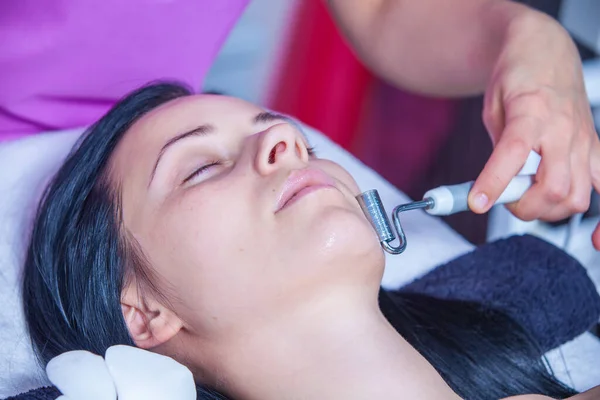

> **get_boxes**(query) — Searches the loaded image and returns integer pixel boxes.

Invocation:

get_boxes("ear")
[121,283,183,349]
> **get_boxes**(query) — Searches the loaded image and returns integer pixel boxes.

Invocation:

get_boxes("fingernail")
[472,192,489,211]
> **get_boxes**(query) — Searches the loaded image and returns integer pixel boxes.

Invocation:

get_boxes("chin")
[275,208,384,310]
[309,206,384,274]
[281,188,384,281]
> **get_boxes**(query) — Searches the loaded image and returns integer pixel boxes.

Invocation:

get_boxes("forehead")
[126,94,263,147]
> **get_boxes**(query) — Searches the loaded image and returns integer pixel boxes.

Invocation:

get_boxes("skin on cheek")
[323,231,338,250]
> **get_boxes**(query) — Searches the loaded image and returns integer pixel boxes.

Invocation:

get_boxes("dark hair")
[22,82,225,399]
[23,82,575,400]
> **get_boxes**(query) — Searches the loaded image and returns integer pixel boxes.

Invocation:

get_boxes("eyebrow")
[254,111,289,124]
[149,124,215,186]
[148,111,307,186]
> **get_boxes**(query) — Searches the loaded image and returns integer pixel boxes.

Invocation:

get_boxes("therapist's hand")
[468,11,600,249]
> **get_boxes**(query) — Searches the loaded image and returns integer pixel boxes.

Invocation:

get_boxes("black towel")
[4,387,59,400]
[402,235,600,353]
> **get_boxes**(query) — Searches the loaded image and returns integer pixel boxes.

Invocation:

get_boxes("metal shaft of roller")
[356,190,434,255]
[356,189,395,243]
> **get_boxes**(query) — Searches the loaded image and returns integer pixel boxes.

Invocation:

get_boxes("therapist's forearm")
[325,0,542,97]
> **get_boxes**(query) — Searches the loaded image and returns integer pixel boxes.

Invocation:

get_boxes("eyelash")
[182,146,316,184]
[183,160,223,184]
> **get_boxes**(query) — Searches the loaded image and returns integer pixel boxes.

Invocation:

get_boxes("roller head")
[356,189,395,243]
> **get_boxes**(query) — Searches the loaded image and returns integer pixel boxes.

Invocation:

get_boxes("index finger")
[469,118,536,213]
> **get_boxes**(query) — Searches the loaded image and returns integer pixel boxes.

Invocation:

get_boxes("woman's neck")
[207,293,460,400]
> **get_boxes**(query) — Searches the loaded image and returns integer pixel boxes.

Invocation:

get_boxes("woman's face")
[110,95,383,342]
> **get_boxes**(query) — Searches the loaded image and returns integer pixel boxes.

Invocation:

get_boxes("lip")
[275,168,337,212]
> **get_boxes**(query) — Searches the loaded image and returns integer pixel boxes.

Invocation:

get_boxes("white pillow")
[0,130,83,397]
[0,126,473,397]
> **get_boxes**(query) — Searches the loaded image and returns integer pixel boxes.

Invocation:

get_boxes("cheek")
[300,206,383,269]
[145,187,274,332]
[309,161,381,256]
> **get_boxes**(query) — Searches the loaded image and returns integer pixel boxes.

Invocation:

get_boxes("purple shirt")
[0,0,249,141]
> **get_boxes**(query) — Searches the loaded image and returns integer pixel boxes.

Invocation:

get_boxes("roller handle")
[423,175,533,216]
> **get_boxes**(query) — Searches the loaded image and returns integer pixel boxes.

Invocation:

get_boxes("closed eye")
[306,146,316,157]
[182,160,223,184]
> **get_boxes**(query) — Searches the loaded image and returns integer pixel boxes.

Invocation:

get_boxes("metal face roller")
[356,190,395,248]
[356,190,434,255]
[357,174,533,255]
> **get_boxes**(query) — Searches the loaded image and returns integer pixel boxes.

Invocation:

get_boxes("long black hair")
[22,82,575,399]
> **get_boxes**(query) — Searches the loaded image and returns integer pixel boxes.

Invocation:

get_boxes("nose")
[254,123,309,176]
